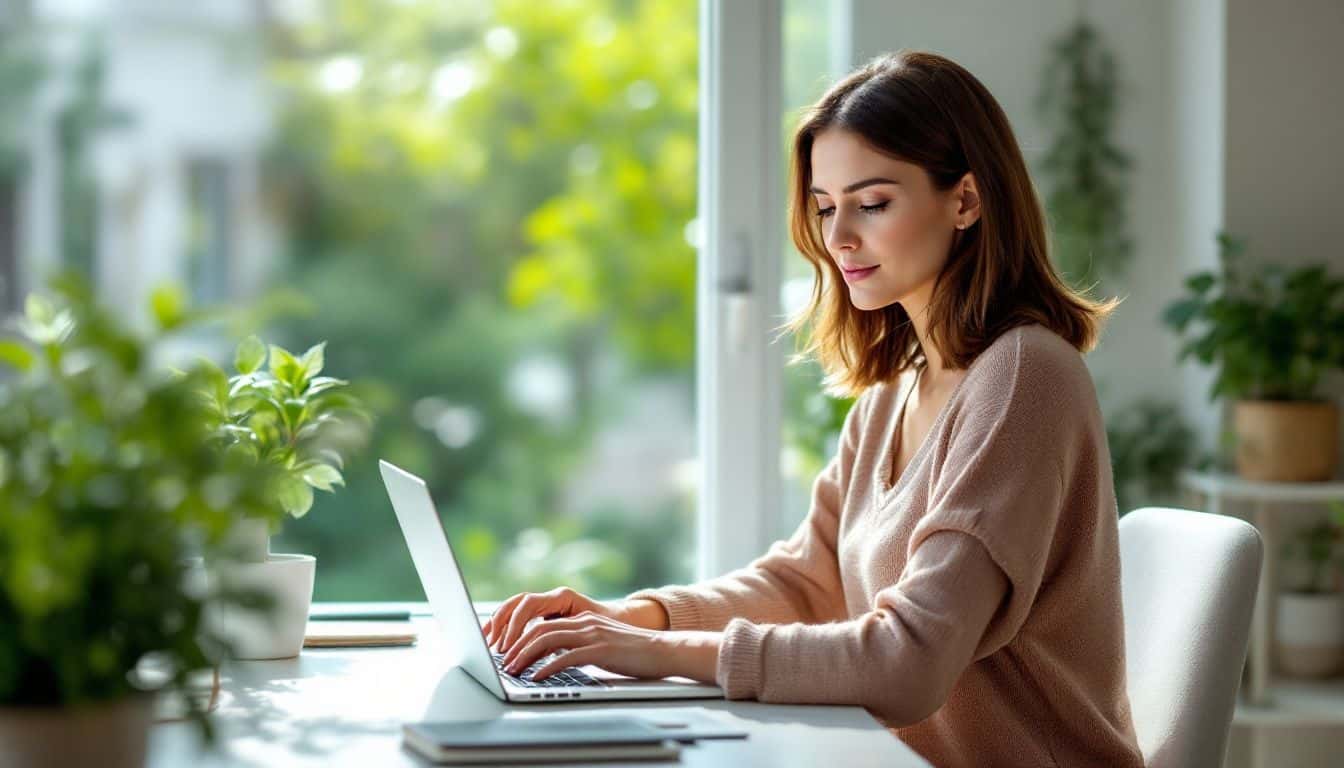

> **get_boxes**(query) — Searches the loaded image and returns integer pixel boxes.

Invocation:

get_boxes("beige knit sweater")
[629,324,1144,767]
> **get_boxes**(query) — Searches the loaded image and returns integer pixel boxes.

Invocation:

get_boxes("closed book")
[401,715,681,764]
[303,620,417,648]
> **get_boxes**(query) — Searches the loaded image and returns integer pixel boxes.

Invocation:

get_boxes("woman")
[482,51,1144,767]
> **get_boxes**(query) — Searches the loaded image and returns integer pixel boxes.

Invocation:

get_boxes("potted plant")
[0,275,283,768]
[198,335,369,660]
[1164,232,1344,481]
[1276,504,1344,678]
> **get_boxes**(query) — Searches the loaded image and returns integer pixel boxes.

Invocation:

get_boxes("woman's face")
[809,128,970,312]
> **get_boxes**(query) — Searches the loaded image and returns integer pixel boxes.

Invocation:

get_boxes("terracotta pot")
[1233,400,1339,482]
[0,695,153,768]
[1276,591,1344,678]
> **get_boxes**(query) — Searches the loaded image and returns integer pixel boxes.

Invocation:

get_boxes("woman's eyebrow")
[809,177,900,195]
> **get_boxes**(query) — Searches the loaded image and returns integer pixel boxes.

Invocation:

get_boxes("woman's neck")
[902,282,946,378]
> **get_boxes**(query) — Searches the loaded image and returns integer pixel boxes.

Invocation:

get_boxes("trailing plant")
[1163,232,1344,401]
[1037,20,1133,287]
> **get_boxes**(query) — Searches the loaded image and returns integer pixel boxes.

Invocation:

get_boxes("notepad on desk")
[402,715,682,764]
[303,620,418,648]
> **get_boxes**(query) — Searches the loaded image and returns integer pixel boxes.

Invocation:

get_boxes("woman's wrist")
[660,630,722,684]
[621,597,670,631]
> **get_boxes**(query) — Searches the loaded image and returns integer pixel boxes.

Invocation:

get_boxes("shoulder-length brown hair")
[781,50,1118,397]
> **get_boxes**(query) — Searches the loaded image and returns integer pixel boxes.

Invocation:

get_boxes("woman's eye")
[814,202,888,220]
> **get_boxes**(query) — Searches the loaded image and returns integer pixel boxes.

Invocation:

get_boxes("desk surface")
[149,617,929,767]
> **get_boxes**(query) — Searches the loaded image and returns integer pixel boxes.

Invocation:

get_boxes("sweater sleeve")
[716,530,1008,727]
[625,391,870,631]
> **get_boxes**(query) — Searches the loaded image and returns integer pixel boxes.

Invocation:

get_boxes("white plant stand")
[1180,471,1344,768]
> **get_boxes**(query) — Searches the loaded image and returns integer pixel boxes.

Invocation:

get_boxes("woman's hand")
[482,586,669,653]
[497,610,721,684]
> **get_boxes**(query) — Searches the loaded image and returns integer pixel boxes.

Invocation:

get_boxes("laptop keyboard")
[491,651,603,688]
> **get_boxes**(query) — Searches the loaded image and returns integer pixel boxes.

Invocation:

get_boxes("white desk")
[149,617,930,767]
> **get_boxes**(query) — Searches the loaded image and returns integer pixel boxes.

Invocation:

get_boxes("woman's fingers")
[505,628,592,676]
[483,592,526,647]
[498,586,592,652]
[531,647,604,681]
[501,612,603,669]
[499,592,556,653]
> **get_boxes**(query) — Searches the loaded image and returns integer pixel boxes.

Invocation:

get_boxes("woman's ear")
[952,172,981,230]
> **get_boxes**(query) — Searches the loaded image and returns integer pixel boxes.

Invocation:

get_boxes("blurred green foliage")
[1037,20,1132,289]
[1106,398,1195,516]
[0,274,281,738]
[262,0,699,600]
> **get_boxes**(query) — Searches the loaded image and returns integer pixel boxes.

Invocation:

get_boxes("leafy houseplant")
[1106,399,1195,515]
[1037,19,1133,289]
[198,335,369,659]
[0,275,282,767]
[1276,504,1344,678]
[1163,232,1344,481]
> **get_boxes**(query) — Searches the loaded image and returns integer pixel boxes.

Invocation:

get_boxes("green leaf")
[150,283,187,331]
[299,462,344,492]
[1184,273,1216,296]
[268,345,303,390]
[234,335,267,375]
[0,340,35,371]
[299,342,326,380]
[24,293,54,325]
[276,475,315,518]
[198,358,229,411]
[1162,299,1202,331]
[304,376,347,396]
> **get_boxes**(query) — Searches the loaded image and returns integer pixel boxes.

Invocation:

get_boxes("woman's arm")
[623,393,872,632]
[715,530,1008,726]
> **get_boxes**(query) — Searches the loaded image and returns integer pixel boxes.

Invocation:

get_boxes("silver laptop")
[378,460,724,703]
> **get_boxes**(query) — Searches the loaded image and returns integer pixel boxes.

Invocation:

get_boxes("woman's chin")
[846,288,898,312]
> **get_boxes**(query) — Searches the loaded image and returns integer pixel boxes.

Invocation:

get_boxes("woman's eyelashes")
[815,201,889,220]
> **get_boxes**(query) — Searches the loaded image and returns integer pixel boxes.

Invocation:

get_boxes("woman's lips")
[841,264,879,283]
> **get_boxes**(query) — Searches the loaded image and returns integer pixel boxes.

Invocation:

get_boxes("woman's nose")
[824,213,859,253]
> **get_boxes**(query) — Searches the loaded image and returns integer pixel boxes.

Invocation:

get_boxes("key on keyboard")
[491,652,602,687]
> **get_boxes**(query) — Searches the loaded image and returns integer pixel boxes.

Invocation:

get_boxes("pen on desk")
[309,610,412,622]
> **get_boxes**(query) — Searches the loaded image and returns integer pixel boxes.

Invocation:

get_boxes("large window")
[265,0,701,601]
[779,0,850,539]
[184,157,233,305]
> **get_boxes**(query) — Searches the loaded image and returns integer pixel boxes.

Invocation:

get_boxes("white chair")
[1119,506,1262,768]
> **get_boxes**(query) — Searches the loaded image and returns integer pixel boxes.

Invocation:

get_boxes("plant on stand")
[1276,504,1344,678]
[1163,232,1344,481]
[0,275,284,768]
[198,335,370,660]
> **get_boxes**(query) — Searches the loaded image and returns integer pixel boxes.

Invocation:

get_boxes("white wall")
[1225,0,1344,274]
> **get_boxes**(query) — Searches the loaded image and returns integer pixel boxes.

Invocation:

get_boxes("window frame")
[695,0,786,580]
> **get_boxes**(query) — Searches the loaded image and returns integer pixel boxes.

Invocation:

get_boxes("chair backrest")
[1119,506,1262,768]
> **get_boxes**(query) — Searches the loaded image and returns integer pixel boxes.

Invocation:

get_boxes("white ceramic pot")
[0,695,153,768]
[212,553,316,660]
[1275,591,1344,678]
